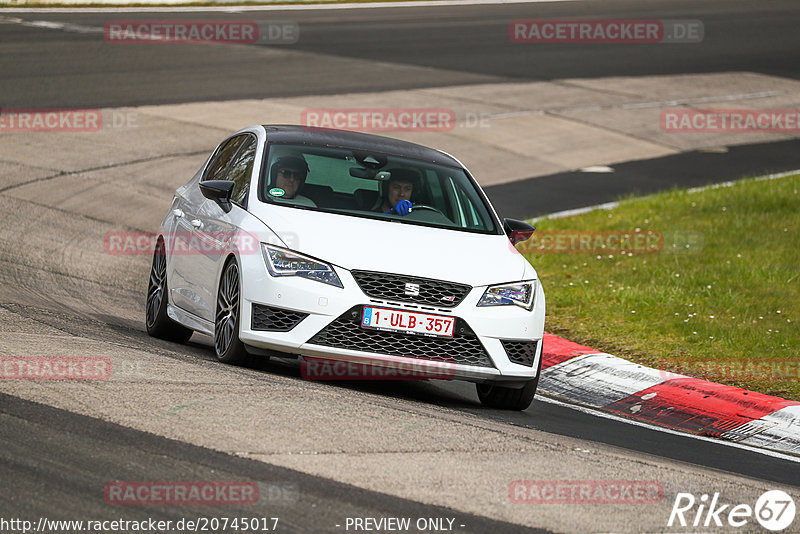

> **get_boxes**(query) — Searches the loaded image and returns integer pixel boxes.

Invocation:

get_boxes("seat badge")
[404,283,420,296]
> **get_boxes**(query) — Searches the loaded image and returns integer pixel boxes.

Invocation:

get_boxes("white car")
[146,125,545,410]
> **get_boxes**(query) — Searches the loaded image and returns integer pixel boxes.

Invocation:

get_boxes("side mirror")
[199,180,235,213]
[503,218,535,245]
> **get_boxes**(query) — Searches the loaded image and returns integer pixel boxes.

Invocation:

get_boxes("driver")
[268,155,316,207]
[377,169,419,216]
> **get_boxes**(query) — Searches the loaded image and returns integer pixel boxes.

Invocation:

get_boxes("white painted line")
[16,18,102,33]
[0,0,580,14]
[579,165,614,173]
[532,169,800,223]
[685,169,800,193]
[532,201,619,222]
[25,19,63,28]
[537,395,800,464]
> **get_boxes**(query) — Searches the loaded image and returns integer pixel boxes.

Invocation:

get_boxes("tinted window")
[204,135,246,182]
[226,136,257,207]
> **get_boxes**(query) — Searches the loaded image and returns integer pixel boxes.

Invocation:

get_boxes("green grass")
[520,173,800,400]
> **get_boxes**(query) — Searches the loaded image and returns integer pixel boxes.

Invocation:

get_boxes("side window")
[443,176,465,226]
[427,171,445,205]
[203,135,246,182]
[227,136,257,207]
[453,182,487,229]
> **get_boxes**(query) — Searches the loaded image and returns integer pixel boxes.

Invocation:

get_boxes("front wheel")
[145,238,193,343]
[476,374,539,411]
[214,259,249,365]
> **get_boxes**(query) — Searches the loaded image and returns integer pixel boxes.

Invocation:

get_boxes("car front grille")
[308,306,494,368]
[251,304,308,332]
[351,270,471,308]
[501,340,538,367]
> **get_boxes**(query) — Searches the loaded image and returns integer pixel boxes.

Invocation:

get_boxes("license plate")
[361,306,455,338]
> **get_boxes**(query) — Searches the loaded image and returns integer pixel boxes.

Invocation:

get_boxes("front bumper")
[237,262,545,384]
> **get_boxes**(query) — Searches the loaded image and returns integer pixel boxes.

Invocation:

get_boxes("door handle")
[172,209,185,218]
[190,219,204,229]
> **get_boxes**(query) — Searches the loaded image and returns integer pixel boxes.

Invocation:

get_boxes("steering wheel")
[411,203,445,216]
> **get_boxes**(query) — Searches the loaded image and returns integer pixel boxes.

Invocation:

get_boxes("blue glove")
[388,199,412,216]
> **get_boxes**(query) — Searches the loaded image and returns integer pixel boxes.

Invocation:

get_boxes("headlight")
[261,244,343,288]
[477,281,536,311]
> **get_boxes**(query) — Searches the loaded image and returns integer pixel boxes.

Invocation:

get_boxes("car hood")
[251,205,531,287]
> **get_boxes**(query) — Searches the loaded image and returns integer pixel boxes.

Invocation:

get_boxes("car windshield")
[260,143,500,234]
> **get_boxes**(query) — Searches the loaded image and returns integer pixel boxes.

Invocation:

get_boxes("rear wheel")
[145,238,193,343]
[214,259,249,365]
[476,373,540,411]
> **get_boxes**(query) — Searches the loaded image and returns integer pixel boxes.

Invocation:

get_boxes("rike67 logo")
[668,490,796,531]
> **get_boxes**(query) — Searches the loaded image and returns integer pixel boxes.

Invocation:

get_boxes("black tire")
[214,258,249,365]
[476,368,540,410]
[146,238,194,343]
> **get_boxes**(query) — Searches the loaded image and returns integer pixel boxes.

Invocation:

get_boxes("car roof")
[261,125,462,167]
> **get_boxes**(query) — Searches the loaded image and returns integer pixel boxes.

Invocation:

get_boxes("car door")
[170,134,247,319]
[188,134,258,323]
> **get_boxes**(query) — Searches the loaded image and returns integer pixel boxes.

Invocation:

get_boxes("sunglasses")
[278,168,306,180]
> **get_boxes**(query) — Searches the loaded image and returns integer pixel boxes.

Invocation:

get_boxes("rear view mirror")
[503,218,535,245]
[349,167,372,179]
[199,180,235,213]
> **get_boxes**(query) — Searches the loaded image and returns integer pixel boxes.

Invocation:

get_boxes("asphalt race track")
[486,138,800,219]
[2,0,800,108]
[1,1,799,532]
[1,393,541,534]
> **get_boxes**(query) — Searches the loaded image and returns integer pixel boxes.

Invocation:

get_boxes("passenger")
[268,155,316,207]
